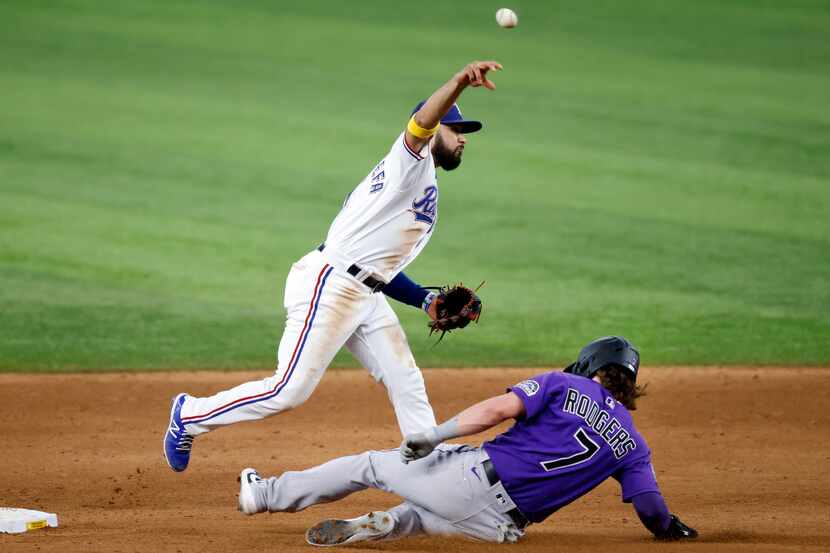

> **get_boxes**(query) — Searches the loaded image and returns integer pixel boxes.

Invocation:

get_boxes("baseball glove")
[427,282,483,341]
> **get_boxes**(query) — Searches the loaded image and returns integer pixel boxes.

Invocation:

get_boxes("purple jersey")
[483,371,659,523]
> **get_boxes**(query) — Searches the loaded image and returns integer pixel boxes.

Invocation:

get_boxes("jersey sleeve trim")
[401,135,425,161]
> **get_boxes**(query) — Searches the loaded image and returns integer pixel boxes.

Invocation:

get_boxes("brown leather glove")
[428,284,482,340]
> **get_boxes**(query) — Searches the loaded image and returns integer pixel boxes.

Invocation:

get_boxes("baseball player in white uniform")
[164,60,504,472]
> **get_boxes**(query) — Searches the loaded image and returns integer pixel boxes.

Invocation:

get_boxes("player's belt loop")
[347,265,385,293]
[316,243,385,293]
[481,459,530,529]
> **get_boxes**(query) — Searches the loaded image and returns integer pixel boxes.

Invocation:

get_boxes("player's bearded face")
[433,127,465,171]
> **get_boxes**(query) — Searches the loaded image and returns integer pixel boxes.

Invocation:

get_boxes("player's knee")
[265,369,323,410]
[254,383,315,412]
[279,387,315,410]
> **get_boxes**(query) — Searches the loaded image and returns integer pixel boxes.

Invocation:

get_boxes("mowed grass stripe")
[1,0,828,370]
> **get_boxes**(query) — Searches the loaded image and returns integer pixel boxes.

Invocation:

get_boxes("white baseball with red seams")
[496,8,518,28]
[179,134,440,437]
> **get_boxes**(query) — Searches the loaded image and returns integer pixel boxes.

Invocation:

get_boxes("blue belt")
[317,243,385,293]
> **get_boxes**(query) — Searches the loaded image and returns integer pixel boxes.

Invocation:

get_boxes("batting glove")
[399,430,440,464]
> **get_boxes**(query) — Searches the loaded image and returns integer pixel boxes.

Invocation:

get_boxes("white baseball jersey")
[323,132,438,283]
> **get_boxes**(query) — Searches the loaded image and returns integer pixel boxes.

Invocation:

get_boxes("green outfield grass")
[1,0,828,371]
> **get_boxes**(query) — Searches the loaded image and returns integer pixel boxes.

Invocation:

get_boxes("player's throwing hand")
[454,61,502,90]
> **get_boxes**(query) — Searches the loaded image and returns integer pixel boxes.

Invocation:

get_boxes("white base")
[0,508,59,534]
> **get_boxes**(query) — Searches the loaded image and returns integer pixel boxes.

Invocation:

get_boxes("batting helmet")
[563,336,640,381]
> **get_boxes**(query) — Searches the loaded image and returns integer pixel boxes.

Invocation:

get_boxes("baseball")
[496,8,518,28]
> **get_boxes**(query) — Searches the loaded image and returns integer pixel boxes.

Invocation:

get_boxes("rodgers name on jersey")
[563,388,637,460]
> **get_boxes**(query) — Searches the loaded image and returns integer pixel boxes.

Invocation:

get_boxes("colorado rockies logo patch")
[516,379,540,397]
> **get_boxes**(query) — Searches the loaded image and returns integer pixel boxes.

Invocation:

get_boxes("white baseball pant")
[179,249,436,437]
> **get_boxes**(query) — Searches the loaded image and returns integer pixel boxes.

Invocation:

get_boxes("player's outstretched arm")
[382,271,437,316]
[400,392,524,463]
[632,493,698,540]
[632,492,671,535]
[405,60,502,152]
[452,391,525,434]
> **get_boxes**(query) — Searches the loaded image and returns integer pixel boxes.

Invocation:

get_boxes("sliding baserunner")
[237,337,698,546]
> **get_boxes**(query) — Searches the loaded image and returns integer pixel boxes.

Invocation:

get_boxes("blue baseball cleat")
[163,393,194,472]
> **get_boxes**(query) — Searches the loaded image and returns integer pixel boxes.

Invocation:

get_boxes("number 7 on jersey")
[540,428,600,471]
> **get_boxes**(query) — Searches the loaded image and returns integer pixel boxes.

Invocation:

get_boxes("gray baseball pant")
[258,444,526,543]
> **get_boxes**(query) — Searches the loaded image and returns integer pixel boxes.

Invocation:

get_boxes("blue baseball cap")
[411,100,483,134]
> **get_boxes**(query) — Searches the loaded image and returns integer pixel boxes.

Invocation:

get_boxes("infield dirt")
[2,367,828,552]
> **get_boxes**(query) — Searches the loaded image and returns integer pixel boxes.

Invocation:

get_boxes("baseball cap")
[411,100,483,134]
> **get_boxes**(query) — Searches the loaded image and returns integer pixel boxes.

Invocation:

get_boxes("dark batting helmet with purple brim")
[410,100,483,134]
